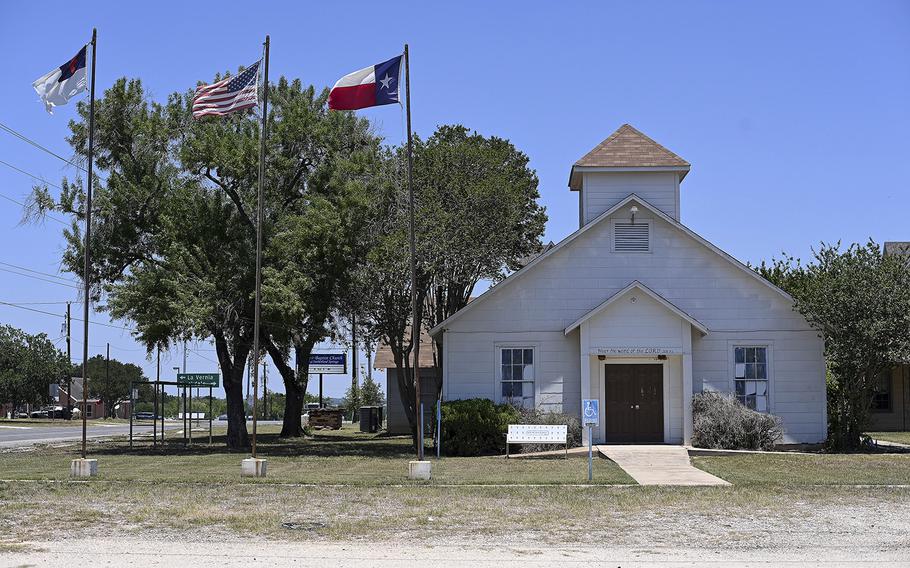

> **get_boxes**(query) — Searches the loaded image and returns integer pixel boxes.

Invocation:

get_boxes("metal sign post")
[582,399,600,482]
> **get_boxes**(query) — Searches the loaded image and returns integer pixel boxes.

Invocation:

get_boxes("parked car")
[135,411,156,420]
[217,414,228,421]
[16,412,29,419]
[29,410,49,419]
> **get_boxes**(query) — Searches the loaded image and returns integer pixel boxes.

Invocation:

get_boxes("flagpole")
[80,28,97,461]
[403,44,423,461]
[251,35,270,459]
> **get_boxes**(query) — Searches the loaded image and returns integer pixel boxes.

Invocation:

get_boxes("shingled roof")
[569,124,689,190]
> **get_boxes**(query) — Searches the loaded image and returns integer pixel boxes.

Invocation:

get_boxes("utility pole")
[262,363,268,420]
[66,302,72,415]
[351,313,359,422]
[105,343,110,418]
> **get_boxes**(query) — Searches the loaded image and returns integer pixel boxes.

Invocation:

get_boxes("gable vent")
[614,222,650,252]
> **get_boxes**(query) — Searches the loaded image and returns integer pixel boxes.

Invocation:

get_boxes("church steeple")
[569,124,690,224]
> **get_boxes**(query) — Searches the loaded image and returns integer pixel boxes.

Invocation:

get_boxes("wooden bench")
[505,424,568,458]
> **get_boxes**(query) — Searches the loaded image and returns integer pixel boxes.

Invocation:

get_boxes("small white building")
[429,124,827,445]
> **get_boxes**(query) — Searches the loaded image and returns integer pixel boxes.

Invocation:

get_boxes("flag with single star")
[328,54,401,111]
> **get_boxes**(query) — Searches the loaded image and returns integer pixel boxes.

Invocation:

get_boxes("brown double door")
[604,364,664,443]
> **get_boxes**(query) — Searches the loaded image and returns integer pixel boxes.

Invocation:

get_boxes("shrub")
[692,392,783,451]
[515,406,582,453]
[441,398,520,456]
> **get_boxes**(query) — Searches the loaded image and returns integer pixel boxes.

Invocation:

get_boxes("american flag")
[193,60,261,119]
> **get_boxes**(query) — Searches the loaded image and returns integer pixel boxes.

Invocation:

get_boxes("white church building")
[429,124,827,445]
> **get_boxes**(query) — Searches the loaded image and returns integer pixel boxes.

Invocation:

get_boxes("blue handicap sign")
[582,399,599,427]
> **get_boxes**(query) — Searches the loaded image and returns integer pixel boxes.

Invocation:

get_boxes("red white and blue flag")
[33,44,91,114]
[328,55,402,111]
[193,60,261,119]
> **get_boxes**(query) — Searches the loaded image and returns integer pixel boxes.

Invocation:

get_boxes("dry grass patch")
[692,452,910,485]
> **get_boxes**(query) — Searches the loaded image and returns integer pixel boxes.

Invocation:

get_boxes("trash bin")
[359,406,379,433]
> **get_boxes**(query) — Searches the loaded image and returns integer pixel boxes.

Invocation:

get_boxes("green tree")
[70,355,146,418]
[419,125,547,402]
[757,241,910,450]
[356,127,546,443]
[359,373,384,407]
[29,75,377,448]
[0,325,68,416]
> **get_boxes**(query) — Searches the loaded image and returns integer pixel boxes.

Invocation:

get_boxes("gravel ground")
[1,483,909,566]
[2,537,909,567]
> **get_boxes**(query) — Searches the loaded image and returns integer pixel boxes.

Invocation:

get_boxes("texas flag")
[328,55,402,111]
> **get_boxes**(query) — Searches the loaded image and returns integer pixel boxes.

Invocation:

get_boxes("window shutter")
[614,222,649,252]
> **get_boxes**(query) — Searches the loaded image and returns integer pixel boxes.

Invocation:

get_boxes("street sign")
[582,398,599,427]
[309,353,346,374]
[176,373,219,387]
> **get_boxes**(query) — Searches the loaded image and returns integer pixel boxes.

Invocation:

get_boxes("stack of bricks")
[308,408,343,430]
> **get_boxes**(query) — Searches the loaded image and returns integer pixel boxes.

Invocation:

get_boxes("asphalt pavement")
[0,419,285,448]
[0,421,186,447]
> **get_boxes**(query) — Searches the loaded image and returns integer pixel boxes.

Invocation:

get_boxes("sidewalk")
[597,444,729,486]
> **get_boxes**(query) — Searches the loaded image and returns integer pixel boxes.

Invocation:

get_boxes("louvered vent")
[614,222,649,252]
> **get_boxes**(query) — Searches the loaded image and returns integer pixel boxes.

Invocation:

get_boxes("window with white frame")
[734,346,768,412]
[499,347,535,408]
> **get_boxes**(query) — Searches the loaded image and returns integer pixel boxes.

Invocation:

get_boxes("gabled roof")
[569,124,690,190]
[564,280,708,336]
[428,194,793,337]
[885,242,910,257]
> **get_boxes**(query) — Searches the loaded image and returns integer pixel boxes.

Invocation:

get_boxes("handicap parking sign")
[582,399,599,427]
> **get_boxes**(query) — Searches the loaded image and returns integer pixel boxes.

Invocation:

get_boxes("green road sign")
[176,373,219,387]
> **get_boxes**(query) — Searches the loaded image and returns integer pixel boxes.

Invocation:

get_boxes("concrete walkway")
[597,444,730,486]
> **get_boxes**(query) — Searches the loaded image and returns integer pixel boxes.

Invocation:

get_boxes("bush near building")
[692,392,783,451]
[440,399,519,456]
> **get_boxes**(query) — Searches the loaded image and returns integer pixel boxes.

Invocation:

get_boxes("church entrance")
[604,363,664,443]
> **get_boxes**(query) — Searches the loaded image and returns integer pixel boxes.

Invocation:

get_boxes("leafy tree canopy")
[757,240,910,450]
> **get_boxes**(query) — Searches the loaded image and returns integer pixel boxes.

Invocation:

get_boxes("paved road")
[0,419,285,448]
[0,421,186,448]
[3,538,906,567]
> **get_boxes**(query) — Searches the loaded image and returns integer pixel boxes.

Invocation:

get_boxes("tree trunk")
[213,330,250,450]
[393,350,418,447]
[267,336,317,438]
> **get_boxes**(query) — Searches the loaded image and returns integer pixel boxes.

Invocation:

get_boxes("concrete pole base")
[71,458,98,478]
[408,460,432,480]
[241,458,267,478]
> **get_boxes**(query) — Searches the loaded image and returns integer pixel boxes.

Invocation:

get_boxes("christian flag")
[33,44,91,114]
[328,55,402,111]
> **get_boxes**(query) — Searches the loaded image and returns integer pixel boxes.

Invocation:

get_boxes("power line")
[0,190,69,226]
[0,300,80,305]
[0,121,85,173]
[0,158,63,190]
[0,267,81,289]
[0,300,134,331]
[0,260,79,283]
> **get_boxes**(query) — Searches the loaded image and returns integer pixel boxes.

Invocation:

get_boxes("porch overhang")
[564,280,709,336]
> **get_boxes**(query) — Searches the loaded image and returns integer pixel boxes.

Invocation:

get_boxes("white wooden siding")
[583,171,679,223]
[441,194,826,443]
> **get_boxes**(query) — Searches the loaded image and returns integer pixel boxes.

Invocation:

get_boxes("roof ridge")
[573,124,690,168]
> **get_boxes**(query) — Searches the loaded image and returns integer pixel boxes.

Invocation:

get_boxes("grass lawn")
[0,424,634,486]
[692,452,910,485]
[2,427,910,546]
[868,431,910,445]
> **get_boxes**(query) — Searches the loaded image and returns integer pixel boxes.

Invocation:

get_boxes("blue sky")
[0,1,908,398]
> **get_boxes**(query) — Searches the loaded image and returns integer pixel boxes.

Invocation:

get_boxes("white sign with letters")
[591,347,682,356]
